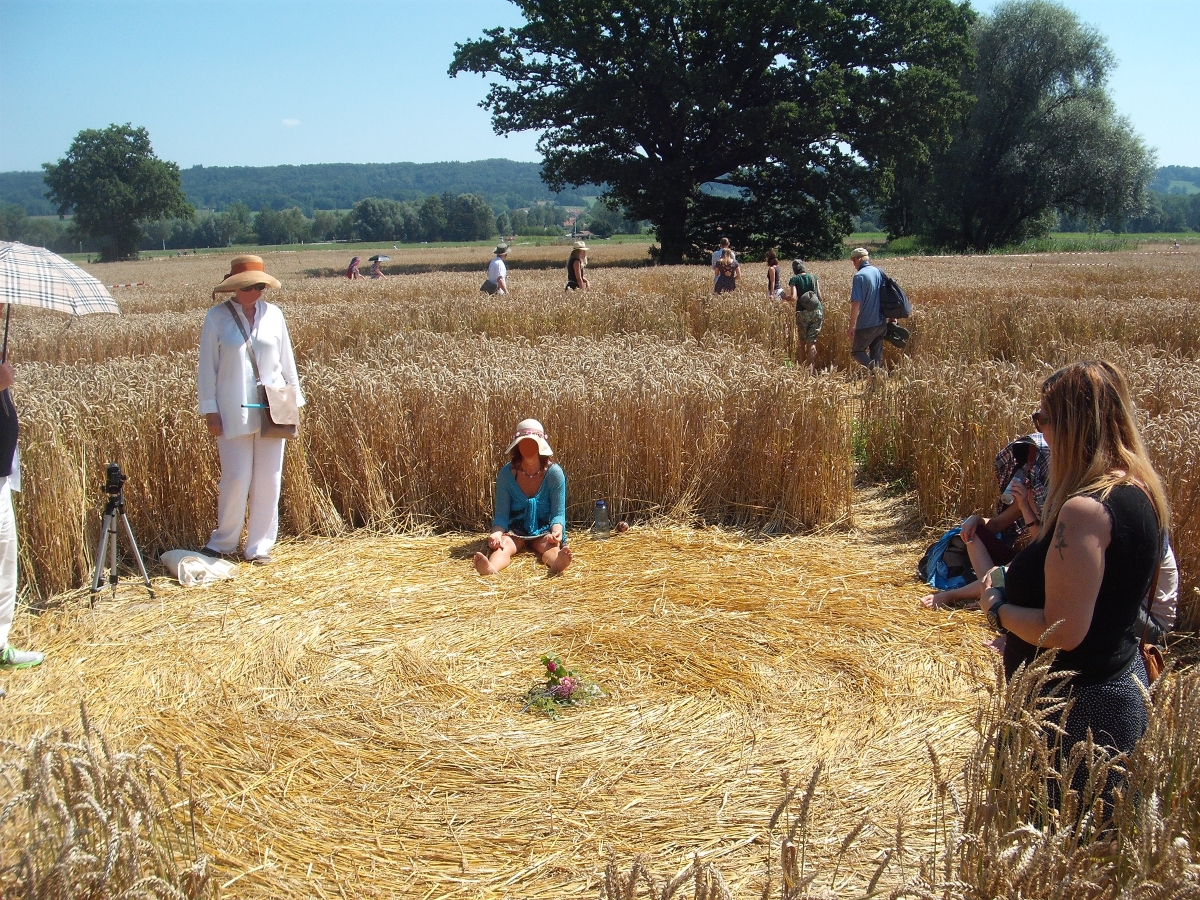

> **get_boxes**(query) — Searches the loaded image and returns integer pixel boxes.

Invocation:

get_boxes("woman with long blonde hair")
[982,361,1168,793]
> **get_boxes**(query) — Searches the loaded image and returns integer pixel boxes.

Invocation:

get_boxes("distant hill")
[0,159,594,216]
[6,160,1194,218]
[0,171,56,215]
[1148,166,1200,195]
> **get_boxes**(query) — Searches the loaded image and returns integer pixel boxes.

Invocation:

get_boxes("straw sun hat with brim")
[504,419,553,456]
[493,244,509,256]
[571,240,588,251]
[213,255,282,294]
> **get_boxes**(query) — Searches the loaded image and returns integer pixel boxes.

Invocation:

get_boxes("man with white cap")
[848,247,886,369]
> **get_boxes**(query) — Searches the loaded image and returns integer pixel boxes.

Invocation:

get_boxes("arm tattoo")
[1053,521,1068,560]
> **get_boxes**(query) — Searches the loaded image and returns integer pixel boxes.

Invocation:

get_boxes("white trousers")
[209,433,286,559]
[0,481,18,650]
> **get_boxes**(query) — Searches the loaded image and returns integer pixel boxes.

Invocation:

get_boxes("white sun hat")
[504,418,553,456]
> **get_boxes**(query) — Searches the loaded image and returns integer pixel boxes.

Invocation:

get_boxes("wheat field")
[2,241,1198,898]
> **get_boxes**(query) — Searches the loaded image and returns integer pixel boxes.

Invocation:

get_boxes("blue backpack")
[917,526,975,591]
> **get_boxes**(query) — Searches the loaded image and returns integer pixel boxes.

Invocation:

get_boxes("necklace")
[518,465,543,478]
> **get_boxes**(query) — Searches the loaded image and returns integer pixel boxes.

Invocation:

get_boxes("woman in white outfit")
[197,255,303,564]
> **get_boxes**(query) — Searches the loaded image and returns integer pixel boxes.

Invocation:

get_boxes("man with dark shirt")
[0,361,44,670]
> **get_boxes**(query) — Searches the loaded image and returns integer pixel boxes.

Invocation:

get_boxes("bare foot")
[473,551,497,576]
[548,546,573,575]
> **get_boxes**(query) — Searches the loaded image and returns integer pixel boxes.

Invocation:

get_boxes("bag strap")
[225,300,264,387]
[1140,535,1164,645]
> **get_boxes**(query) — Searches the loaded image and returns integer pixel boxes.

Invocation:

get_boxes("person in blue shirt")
[474,418,572,575]
[848,247,886,369]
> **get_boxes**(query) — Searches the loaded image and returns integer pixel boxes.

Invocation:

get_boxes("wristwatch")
[986,590,1009,634]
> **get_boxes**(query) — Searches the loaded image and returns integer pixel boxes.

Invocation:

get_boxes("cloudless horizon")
[1,0,1196,174]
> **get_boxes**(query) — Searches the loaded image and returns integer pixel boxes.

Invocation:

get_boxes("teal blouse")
[492,462,567,539]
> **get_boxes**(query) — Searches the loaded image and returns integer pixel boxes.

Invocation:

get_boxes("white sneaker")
[0,645,44,669]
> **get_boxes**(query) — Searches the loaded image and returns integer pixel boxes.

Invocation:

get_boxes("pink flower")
[553,676,579,699]
[546,660,558,674]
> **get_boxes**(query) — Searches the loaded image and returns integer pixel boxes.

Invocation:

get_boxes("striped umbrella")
[0,241,121,360]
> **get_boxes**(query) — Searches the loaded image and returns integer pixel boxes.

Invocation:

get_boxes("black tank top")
[1003,483,1159,685]
[566,257,581,290]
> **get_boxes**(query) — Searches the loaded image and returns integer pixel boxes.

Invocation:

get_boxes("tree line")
[450,0,1177,261]
[0,160,592,218]
[11,1,1193,261]
[3,171,643,257]
[177,159,593,215]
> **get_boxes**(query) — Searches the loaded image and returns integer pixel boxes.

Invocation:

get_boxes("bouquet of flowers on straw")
[524,653,605,718]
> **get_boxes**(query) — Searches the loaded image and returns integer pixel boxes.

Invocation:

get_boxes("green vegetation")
[0,208,72,249]
[992,234,1138,253]
[54,231,655,265]
[1113,191,1200,232]
[886,0,1152,251]
[451,0,973,264]
[0,159,596,227]
[42,123,192,261]
[176,159,593,212]
[1165,181,1200,195]
[1149,165,1200,194]
[845,231,887,246]
[3,1,1194,261]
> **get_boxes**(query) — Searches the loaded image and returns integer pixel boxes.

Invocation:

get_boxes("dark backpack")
[878,271,912,319]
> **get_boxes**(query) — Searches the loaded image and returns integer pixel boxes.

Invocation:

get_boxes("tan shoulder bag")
[225,300,300,440]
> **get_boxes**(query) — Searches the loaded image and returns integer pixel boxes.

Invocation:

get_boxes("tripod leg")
[91,513,113,599]
[119,512,155,599]
[109,514,119,595]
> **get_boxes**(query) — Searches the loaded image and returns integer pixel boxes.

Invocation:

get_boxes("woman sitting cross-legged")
[474,419,572,576]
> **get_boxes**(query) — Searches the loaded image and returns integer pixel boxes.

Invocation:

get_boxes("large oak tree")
[43,124,192,261]
[451,0,973,263]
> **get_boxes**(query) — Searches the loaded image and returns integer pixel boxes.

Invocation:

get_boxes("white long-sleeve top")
[197,299,304,439]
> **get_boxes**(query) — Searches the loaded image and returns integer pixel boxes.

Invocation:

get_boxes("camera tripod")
[90,463,154,603]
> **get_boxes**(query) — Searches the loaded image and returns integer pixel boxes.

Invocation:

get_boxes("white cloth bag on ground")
[159,549,238,586]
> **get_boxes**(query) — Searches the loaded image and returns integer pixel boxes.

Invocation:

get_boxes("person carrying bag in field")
[197,255,303,566]
[482,244,509,295]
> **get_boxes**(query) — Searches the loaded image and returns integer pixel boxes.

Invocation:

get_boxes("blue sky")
[1,0,1196,173]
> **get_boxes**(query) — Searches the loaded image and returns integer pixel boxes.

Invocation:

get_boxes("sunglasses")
[240,283,267,292]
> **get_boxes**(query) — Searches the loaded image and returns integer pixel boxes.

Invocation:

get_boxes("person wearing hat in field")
[482,244,509,295]
[566,241,590,291]
[197,255,304,565]
[475,419,572,576]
